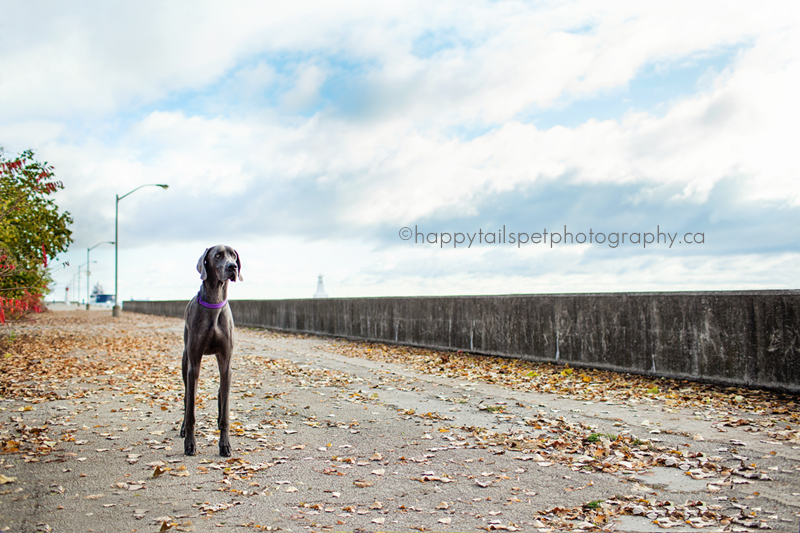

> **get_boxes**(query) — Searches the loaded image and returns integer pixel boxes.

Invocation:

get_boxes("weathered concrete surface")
[3,311,799,532]
[125,291,800,392]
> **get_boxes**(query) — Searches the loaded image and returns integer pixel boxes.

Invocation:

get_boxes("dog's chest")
[204,328,231,354]
[188,312,234,354]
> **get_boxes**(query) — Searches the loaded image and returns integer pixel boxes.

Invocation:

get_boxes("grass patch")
[586,433,618,442]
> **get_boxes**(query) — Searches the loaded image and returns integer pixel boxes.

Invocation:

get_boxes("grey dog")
[180,244,242,456]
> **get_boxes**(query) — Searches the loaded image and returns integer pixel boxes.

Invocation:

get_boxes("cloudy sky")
[2,1,799,302]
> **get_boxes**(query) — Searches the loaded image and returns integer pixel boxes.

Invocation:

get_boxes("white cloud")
[50,235,800,303]
[281,63,327,111]
[4,1,800,299]
[3,1,793,123]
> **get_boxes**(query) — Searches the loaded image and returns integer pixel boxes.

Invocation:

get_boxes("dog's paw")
[219,443,231,457]
[184,440,197,456]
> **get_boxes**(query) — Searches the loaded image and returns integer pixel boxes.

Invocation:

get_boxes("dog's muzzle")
[226,263,238,282]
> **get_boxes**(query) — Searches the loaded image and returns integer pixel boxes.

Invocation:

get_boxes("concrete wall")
[124,291,800,392]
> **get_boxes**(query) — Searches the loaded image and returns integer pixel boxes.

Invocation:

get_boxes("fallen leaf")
[170,465,190,477]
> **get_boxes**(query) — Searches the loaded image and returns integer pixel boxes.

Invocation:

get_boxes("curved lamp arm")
[118,184,169,202]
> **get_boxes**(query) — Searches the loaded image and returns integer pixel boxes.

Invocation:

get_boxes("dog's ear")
[196,247,210,281]
[234,249,243,282]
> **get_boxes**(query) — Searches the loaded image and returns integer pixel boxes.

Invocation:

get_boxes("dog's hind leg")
[216,351,232,457]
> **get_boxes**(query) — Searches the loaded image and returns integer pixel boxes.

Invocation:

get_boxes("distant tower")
[313,274,328,298]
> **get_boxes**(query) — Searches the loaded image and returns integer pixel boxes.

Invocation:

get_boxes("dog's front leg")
[180,346,189,438]
[216,351,232,457]
[183,354,202,456]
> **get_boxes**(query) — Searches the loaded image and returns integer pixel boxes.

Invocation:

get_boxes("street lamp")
[113,184,169,317]
[70,265,87,305]
[72,269,81,304]
[75,261,96,306]
[69,273,77,305]
[87,241,114,310]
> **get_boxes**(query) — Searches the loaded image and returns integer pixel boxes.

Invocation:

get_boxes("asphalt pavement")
[1,311,799,533]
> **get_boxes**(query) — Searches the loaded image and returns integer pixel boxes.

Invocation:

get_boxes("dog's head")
[197,245,243,283]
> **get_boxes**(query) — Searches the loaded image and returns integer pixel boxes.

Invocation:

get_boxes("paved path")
[1,311,799,532]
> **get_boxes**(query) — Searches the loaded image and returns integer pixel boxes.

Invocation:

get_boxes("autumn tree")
[0,148,73,323]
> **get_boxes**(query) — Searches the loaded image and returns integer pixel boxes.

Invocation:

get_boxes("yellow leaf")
[170,464,190,477]
[0,474,17,484]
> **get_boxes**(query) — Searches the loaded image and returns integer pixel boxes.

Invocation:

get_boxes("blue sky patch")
[523,45,744,129]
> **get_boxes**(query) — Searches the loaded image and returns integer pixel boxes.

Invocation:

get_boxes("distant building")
[313,274,328,298]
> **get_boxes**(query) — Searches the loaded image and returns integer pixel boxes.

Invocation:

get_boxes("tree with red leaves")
[1,148,73,324]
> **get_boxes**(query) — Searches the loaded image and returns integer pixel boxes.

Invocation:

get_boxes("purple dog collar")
[197,294,227,309]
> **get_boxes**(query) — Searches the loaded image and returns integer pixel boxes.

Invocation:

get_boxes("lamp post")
[77,264,83,303]
[87,241,114,309]
[75,262,95,306]
[113,184,169,317]
[71,266,85,306]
